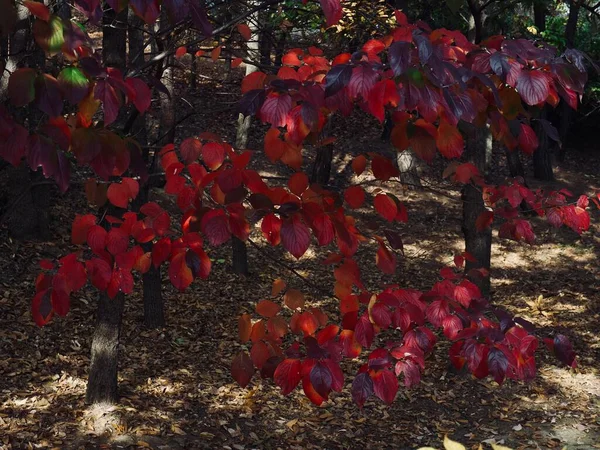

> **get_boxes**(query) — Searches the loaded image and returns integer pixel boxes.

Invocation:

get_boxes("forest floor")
[1,60,600,450]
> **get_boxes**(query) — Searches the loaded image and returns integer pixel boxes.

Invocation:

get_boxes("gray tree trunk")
[397,150,422,189]
[86,291,125,404]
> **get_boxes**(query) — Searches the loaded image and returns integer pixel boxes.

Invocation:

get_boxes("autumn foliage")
[1,0,595,407]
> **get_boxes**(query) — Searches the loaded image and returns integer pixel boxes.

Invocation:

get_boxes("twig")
[246,238,335,299]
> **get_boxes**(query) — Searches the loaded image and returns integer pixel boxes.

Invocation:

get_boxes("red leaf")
[8,68,36,107]
[348,65,378,100]
[32,289,54,326]
[72,214,97,244]
[261,213,282,245]
[344,185,365,209]
[241,71,267,94]
[371,369,398,404]
[516,70,550,106]
[284,289,305,310]
[374,194,397,222]
[371,154,399,180]
[320,0,343,27]
[274,359,302,395]
[281,215,310,258]
[376,242,396,274]
[87,225,107,253]
[351,371,373,407]
[94,79,121,126]
[302,375,327,405]
[211,45,221,62]
[202,142,225,170]
[239,314,252,343]
[436,119,464,159]
[35,73,63,117]
[125,77,151,113]
[201,209,230,246]
[175,46,187,58]
[106,228,129,256]
[107,178,139,208]
[231,351,254,388]
[180,137,202,163]
[256,300,281,318]
[152,237,171,268]
[352,155,367,175]
[355,314,374,348]
[168,250,193,291]
[24,1,50,20]
[310,362,333,398]
[250,341,271,369]
[476,210,494,231]
[518,123,539,155]
[288,172,309,195]
[237,23,251,40]
[259,93,292,128]
[368,79,399,122]
[86,258,112,290]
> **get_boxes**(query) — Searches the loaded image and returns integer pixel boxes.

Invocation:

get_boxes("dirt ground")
[1,61,599,450]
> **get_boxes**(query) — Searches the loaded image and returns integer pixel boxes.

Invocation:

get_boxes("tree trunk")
[468,4,484,44]
[505,147,525,178]
[85,3,130,406]
[102,6,127,68]
[533,108,554,181]
[142,260,165,328]
[274,31,287,68]
[558,1,580,162]
[533,0,546,32]
[231,236,249,276]
[565,0,579,48]
[397,149,422,189]
[236,6,260,150]
[86,291,125,404]
[0,4,28,98]
[311,145,334,185]
[128,10,145,69]
[232,5,261,274]
[258,8,273,68]
[462,125,492,298]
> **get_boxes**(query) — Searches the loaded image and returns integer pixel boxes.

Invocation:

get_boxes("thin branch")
[246,238,335,299]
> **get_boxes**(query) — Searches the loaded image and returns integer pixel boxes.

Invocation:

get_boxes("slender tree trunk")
[462,125,492,298]
[505,147,525,178]
[232,5,261,275]
[533,108,554,181]
[142,260,165,327]
[258,9,272,68]
[102,6,127,68]
[397,150,422,189]
[274,31,287,68]
[85,5,129,406]
[310,115,335,185]
[86,291,125,404]
[231,236,249,275]
[128,10,145,69]
[467,2,485,44]
[311,145,334,185]
[558,0,580,162]
[533,0,546,31]
[236,6,260,150]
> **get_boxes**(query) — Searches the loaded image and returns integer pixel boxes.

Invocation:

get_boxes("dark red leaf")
[231,351,254,388]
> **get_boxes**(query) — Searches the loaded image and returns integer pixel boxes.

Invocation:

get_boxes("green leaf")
[58,67,89,104]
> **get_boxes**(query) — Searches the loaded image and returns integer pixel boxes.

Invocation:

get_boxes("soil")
[1,60,599,450]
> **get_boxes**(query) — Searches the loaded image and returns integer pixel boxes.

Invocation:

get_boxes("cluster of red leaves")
[232,259,577,407]
[11,0,593,408]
